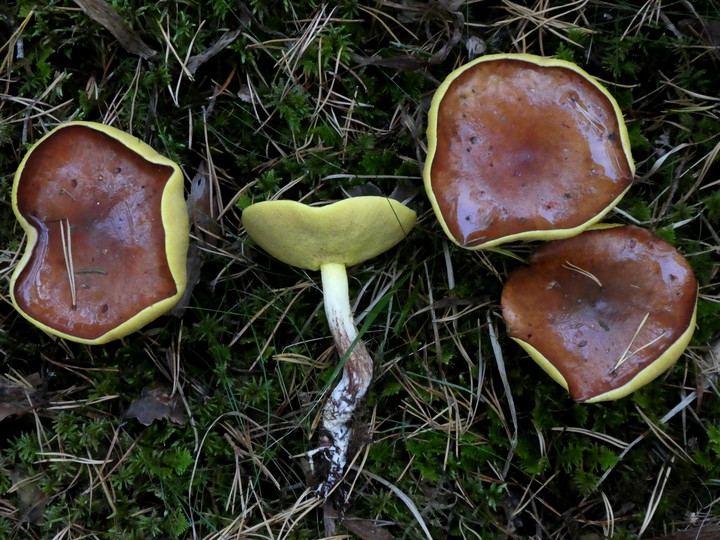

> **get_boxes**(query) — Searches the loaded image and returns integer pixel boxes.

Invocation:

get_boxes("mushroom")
[10,121,189,345]
[242,196,416,496]
[501,225,698,403]
[424,53,635,249]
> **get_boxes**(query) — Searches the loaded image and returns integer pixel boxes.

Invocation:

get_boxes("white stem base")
[312,262,373,498]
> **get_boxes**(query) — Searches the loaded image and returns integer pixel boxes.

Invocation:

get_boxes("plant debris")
[124,384,186,426]
[0,372,44,422]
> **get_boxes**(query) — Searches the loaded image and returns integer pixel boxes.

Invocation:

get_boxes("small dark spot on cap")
[101,304,109,313]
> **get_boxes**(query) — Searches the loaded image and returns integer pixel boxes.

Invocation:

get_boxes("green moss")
[1,0,719,538]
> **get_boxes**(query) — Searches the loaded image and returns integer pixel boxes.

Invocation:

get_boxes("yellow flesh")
[242,197,417,270]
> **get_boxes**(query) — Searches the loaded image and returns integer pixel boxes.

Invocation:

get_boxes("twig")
[59,218,77,309]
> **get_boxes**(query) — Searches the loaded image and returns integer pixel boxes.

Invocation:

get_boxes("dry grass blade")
[551,426,629,450]
[638,457,675,538]
[620,0,662,40]
[509,472,557,524]
[601,490,615,539]
[562,260,603,287]
[0,9,33,74]
[613,312,652,371]
[202,490,323,540]
[635,406,694,463]
[487,312,517,478]
[490,0,593,49]
[1,0,719,537]
[356,467,433,540]
[594,391,699,490]
[59,218,76,309]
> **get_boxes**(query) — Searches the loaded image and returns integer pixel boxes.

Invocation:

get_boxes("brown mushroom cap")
[10,122,189,345]
[501,225,697,403]
[425,54,635,249]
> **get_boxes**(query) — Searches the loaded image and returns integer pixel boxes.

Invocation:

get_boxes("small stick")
[613,312,651,371]
[59,218,77,309]
[563,260,603,287]
[59,188,77,201]
[75,268,107,275]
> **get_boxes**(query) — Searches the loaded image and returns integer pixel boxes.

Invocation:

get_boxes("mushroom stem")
[317,261,373,496]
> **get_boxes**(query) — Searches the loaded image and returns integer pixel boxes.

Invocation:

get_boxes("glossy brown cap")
[10,122,189,344]
[501,225,697,403]
[425,54,635,249]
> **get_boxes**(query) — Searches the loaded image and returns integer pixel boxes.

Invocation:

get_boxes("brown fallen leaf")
[323,505,395,540]
[170,162,220,316]
[73,0,156,59]
[342,517,396,540]
[8,469,48,525]
[0,373,44,422]
[186,29,241,75]
[350,4,463,78]
[678,17,720,60]
[124,384,186,426]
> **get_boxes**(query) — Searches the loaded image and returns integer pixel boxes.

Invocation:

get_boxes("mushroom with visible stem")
[242,196,416,497]
[10,121,189,345]
[501,225,698,403]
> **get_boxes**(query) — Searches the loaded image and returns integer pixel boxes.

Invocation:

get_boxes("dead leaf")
[342,517,396,540]
[8,469,48,525]
[73,0,156,59]
[350,5,463,77]
[678,18,720,60]
[323,505,395,540]
[125,384,186,426]
[0,373,44,422]
[347,183,384,198]
[170,162,220,316]
[186,29,241,75]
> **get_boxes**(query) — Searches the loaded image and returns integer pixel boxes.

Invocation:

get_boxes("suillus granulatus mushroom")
[10,121,189,345]
[501,225,698,403]
[242,196,416,496]
[424,53,635,249]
